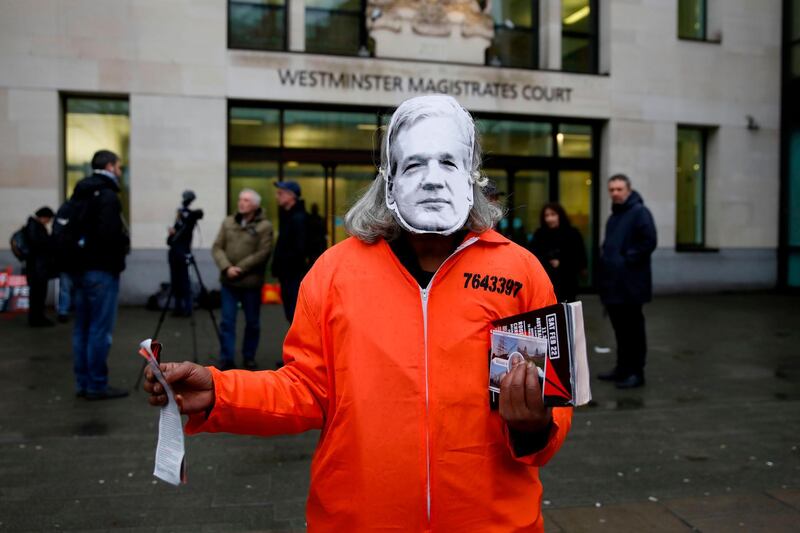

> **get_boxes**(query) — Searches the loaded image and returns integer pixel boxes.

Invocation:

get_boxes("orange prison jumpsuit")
[186,230,572,532]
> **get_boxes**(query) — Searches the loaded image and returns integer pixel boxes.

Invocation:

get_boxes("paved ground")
[0,292,798,532]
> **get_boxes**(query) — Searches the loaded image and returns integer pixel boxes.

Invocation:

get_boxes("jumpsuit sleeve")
[185,277,328,436]
[503,250,573,466]
[503,407,573,466]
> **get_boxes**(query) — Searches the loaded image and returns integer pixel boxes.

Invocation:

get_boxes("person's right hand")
[143,362,214,415]
[226,266,242,279]
[549,259,560,269]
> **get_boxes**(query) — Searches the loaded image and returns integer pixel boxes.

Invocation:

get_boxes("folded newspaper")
[138,339,186,486]
[490,301,591,407]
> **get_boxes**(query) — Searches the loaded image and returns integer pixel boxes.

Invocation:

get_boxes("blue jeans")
[58,272,74,315]
[72,271,120,393]
[219,284,261,364]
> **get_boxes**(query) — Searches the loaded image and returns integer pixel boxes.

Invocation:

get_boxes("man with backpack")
[13,207,56,327]
[58,150,130,400]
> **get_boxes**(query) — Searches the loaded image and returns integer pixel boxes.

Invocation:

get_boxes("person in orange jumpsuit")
[144,95,572,532]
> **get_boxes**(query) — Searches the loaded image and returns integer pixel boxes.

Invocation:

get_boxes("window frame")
[227,0,289,52]
[675,125,713,252]
[304,0,371,57]
[484,0,540,69]
[60,93,131,223]
[677,0,721,44]
[560,0,599,74]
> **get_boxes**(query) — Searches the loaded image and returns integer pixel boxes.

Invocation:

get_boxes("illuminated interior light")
[230,118,264,126]
[564,5,590,25]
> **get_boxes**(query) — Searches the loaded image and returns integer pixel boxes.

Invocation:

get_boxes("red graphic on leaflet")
[543,355,571,400]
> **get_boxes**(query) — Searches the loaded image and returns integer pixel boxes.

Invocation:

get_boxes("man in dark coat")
[597,174,657,389]
[24,206,55,327]
[71,149,131,400]
[272,181,309,324]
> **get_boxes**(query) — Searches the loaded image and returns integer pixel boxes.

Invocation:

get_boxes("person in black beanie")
[272,181,309,324]
[25,206,55,327]
[528,203,587,303]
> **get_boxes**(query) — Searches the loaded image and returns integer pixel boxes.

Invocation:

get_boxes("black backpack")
[52,188,96,273]
[9,226,29,261]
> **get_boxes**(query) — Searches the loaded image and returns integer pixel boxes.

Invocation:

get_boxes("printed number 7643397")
[463,272,523,297]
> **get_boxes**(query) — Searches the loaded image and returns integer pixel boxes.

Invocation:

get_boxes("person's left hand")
[499,362,552,434]
[549,259,560,269]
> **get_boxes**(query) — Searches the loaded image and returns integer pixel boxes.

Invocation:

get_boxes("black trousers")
[28,272,48,323]
[168,250,192,315]
[606,303,647,377]
[279,274,303,323]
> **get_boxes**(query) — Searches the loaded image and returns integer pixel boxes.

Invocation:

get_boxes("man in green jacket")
[212,189,273,370]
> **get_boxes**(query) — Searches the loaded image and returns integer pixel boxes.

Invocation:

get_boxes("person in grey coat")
[212,189,274,370]
[597,174,657,389]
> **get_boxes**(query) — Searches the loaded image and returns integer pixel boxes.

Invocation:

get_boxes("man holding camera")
[167,190,203,317]
[211,189,273,370]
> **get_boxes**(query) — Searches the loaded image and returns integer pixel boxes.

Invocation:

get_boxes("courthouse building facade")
[0,0,789,301]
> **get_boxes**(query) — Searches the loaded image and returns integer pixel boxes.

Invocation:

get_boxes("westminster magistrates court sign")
[277,69,574,103]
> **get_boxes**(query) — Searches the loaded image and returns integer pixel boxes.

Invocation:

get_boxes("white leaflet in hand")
[383,95,476,236]
[139,339,186,486]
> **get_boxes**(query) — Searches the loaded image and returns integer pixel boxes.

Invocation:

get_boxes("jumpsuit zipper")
[419,236,479,523]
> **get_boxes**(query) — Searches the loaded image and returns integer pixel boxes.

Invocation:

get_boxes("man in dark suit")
[597,174,657,389]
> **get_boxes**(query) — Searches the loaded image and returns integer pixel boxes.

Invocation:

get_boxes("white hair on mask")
[239,188,261,207]
[343,95,503,242]
[381,94,483,186]
[381,95,485,235]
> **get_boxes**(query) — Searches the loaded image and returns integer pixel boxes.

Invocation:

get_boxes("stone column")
[598,0,611,74]
[289,0,306,52]
[539,0,562,70]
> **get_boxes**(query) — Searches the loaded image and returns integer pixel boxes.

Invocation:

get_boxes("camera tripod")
[133,252,220,390]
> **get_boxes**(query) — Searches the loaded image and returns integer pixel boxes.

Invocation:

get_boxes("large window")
[480,120,551,156]
[485,0,538,69]
[561,0,597,73]
[306,0,368,56]
[676,127,706,248]
[63,96,130,223]
[677,0,706,40]
[229,0,287,51]
[228,103,599,285]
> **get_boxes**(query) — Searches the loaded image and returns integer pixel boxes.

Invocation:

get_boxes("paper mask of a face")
[385,115,474,235]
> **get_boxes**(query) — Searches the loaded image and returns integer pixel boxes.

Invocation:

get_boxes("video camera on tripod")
[168,190,204,250]
[135,191,219,390]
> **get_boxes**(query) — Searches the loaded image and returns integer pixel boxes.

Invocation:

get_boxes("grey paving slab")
[768,488,800,511]
[544,502,693,533]
[0,293,798,531]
